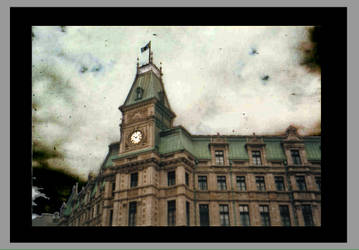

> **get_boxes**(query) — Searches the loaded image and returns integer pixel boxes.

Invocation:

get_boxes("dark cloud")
[299,26,321,73]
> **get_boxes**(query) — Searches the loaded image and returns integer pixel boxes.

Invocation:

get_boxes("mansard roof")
[101,126,321,170]
[121,63,171,110]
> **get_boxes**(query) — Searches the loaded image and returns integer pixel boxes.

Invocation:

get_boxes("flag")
[141,41,151,53]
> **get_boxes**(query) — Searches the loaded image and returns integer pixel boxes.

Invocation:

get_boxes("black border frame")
[10,7,347,243]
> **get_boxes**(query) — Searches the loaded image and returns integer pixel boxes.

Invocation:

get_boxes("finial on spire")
[136,57,139,69]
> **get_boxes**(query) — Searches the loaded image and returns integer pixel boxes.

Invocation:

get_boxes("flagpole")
[149,41,152,64]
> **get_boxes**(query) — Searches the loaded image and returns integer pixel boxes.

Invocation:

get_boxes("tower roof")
[122,62,172,110]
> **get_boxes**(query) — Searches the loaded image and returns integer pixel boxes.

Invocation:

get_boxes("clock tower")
[118,51,176,155]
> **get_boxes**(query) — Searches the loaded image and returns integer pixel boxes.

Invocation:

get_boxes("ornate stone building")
[58,51,321,227]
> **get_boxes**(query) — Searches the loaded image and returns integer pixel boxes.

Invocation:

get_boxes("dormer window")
[135,87,144,100]
[291,150,302,165]
[215,150,224,165]
[252,151,262,166]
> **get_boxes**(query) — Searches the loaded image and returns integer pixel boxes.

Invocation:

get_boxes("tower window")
[236,176,246,191]
[217,176,227,190]
[252,151,262,165]
[219,204,230,226]
[128,201,137,226]
[168,171,176,186]
[302,205,314,226]
[256,176,266,191]
[275,176,285,191]
[239,205,250,226]
[291,150,302,165]
[259,205,271,226]
[296,176,307,191]
[135,87,144,100]
[279,205,291,226]
[198,176,208,190]
[130,172,138,188]
[199,204,209,226]
[167,200,176,226]
[215,150,224,165]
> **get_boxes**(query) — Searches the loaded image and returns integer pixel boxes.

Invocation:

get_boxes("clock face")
[130,131,143,144]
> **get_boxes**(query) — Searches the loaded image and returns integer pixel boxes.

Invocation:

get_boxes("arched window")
[135,87,144,100]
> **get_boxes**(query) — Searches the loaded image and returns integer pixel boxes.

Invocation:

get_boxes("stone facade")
[58,55,321,227]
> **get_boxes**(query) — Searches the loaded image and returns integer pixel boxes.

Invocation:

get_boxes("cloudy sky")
[32,26,321,179]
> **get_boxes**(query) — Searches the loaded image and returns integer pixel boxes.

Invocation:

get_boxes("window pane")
[279,205,291,226]
[128,202,137,226]
[239,205,250,226]
[168,171,176,186]
[199,204,209,226]
[198,176,208,190]
[275,176,285,191]
[256,176,266,191]
[219,205,229,226]
[296,176,307,191]
[236,176,246,191]
[215,150,224,165]
[168,200,176,226]
[252,151,262,165]
[302,205,314,226]
[259,205,271,226]
[185,172,189,186]
[217,176,227,190]
[315,176,321,191]
[291,150,302,165]
[131,173,138,187]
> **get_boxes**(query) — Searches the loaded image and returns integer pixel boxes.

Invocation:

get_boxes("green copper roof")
[305,141,321,160]
[228,139,249,160]
[264,140,287,160]
[158,127,321,161]
[123,70,170,109]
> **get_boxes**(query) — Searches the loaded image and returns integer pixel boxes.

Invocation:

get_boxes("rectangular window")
[185,172,189,186]
[236,176,246,191]
[217,176,227,190]
[112,182,116,197]
[296,176,307,191]
[275,176,285,191]
[128,202,137,226]
[167,200,176,226]
[168,171,176,186]
[130,172,138,188]
[96,204,100,216]
[279,205,291,226]
[315,176,321,191]
[109,209,113,226]
[215,150,224,165]
[291,150,302,165]
[302,205,314,226]
[199,204,210,226]
[256,176,266,191]
[186,201,190,226]
[239,205,250,226]
[198,176,208,190]
[252,150,262,165]
[259,205,271,226]
[219,205,230,226]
